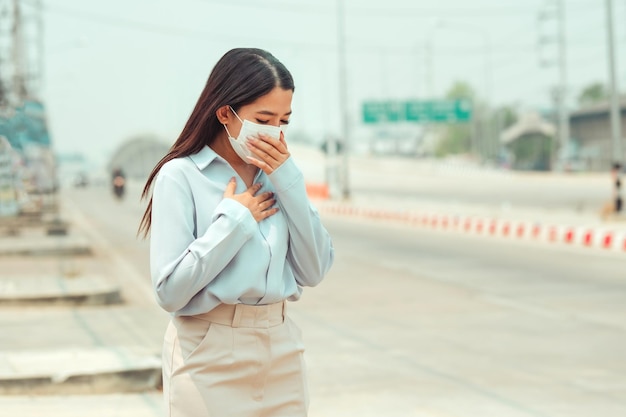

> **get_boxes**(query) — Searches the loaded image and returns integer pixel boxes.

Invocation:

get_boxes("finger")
[247,137,281,164]
[244,156,264,171]
[259,193,275,207]
[279,131,288,149]
[256,132,280,145]
[246,156,273,173]
[246,182,263,195]
[255,191,274,202]
[223,177,236,197]
[258,198,276,210]
[257,133,288,154]
[260,207,279,220]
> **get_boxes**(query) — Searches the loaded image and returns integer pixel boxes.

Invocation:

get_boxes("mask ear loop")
[223,105,243,139]
[228,105,244,123]
[223,123,234,139]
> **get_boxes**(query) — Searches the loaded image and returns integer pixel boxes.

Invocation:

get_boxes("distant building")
[107,135,170,181]
[569,100,626,171]
[500,112,555,171]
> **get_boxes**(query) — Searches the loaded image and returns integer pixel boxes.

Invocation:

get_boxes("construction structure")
[0,0,65,235]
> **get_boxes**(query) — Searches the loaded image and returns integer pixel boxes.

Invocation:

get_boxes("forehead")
[242,87,293,114]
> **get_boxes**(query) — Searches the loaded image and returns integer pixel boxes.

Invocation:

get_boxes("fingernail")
[246,135,256,141]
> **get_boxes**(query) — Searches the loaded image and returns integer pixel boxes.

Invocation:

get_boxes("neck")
[211,134,257,174]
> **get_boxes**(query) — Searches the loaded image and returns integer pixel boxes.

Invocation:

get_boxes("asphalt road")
[43,184,626,417]
[302,214,626,417]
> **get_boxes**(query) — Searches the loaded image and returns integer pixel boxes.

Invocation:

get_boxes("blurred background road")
[2,167,625,416]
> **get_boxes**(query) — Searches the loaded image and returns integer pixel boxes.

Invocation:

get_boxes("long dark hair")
[138,48,294,237]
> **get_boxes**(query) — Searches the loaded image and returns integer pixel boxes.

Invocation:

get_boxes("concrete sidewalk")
[0,393,163,417]
[0,304,167,393]
[0,347,161,395]
[0,274,122,306]
[0,214,167,403]
[0,234,91,256]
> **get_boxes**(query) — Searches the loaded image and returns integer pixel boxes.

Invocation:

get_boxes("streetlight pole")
[337,0,350,200]
[11,0,26,104]
[606,0,622,163]
[36,0,44,98]
[556,0,570,167]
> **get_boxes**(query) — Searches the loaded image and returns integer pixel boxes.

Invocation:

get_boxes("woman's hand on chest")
[223,177,278,222]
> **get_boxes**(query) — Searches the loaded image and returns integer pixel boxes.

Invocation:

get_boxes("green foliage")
[435,125,470,157]
[445,81,476,101]
[434,81,475,157]
[507,133,553,171]
[577,82,607,107]
[494,106,517,130]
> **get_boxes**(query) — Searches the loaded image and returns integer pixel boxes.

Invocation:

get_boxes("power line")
[40,2,333,50]
[37,1,611,108]
[38,2,609,57]
[187,0,329,14]
[170,0,600,18]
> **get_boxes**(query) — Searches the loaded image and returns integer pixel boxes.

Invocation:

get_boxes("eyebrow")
[256,110,292,116]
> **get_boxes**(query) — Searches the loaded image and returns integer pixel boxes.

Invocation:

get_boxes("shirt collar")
[188,145,219,170]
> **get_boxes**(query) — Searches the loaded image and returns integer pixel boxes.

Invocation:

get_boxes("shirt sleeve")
[150,165,257,312]
[269,157,334,287]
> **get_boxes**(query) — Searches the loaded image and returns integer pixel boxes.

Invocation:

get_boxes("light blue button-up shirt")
[150,145,334,316]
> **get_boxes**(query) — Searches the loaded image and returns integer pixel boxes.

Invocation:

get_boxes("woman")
[139,48,334,416]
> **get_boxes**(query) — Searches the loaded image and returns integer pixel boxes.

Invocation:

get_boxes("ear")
[216,105,230,124]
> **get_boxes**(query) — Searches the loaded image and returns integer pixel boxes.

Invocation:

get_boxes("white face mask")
[223,106,285,164]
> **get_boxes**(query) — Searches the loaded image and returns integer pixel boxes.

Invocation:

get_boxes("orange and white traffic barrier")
[305,183,330,200]
[315,201,626,253]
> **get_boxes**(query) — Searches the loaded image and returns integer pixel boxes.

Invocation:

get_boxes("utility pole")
[337,0,350,200]
[538,0,569,170]
[606,0,622,163]
[556,0,569,166]
[36,0,44,97]
[11,0,27,103]
[0,1,10,108]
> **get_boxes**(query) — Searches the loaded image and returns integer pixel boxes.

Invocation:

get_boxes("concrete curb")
[0,275,122,306]
[0,348,162,395]
[0,235,92,257]
[0,393,164,417]
[316,201,626,253]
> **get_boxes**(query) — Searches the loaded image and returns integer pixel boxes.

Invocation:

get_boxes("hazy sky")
[36,0,624,165]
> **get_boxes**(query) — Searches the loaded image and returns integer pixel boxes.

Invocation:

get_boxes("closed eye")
[255,119,270,124]
[280,120,290,125]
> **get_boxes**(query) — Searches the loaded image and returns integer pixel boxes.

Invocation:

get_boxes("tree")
[577,82,607,107]
[484,105,518,162]
[445,81,476,101]
[507,133,553,171]
[434,81,476,157]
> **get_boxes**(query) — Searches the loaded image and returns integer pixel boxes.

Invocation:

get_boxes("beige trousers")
[162,302,309,417]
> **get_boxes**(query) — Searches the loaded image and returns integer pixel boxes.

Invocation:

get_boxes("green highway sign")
[362,99,472,124]
[362,101,405,123]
